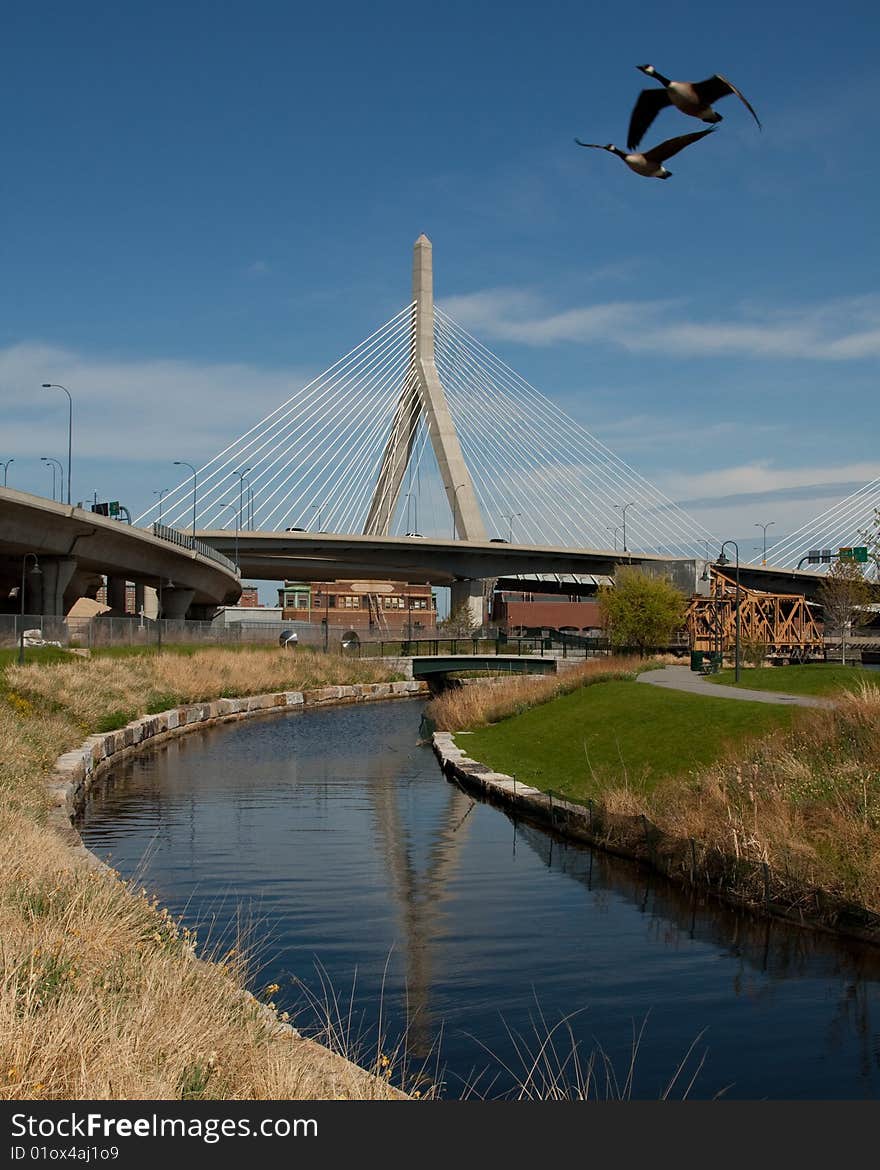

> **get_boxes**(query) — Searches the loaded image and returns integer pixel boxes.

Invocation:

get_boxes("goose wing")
[642,126,715,163]
[627,87,672,150]
[692,73,762,128]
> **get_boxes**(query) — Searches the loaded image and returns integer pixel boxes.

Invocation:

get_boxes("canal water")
[77,699,880,1100]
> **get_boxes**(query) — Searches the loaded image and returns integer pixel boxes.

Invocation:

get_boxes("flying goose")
[627,65,761,150]
[574,126,715,179]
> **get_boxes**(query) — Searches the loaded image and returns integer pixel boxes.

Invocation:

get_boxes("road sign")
[91,500,120,518]
[838,546,868,563]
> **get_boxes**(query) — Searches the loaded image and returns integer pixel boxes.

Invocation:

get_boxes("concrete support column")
[160,587,195,620]
[142,586,158,620]
[450,579,485,630]
[38,557,78,617]
[134,582,145,616]
[106,576,128,614]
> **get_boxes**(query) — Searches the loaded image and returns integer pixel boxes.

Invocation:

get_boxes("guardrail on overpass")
[151,523,238,574]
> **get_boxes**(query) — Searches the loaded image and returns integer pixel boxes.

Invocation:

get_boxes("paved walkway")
[637,665,835,708]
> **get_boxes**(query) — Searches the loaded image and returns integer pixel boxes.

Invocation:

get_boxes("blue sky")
[2,0,878,593]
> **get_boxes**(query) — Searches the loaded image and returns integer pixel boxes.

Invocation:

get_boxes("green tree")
[598,566,687,656]
[439,602,481,637]
[818,558,872,666]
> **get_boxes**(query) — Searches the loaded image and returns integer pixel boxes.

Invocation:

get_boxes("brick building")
[278,579,437,635]
[491,589,604,636]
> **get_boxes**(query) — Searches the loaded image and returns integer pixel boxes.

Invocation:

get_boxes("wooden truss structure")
[685,569,823,657]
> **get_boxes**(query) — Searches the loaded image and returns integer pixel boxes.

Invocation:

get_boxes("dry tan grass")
[615,682,880,910]
[426,655,647,731]
[0,648,409,1100]
[0,811,405,1100]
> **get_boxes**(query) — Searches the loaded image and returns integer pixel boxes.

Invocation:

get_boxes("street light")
[310,501,326,532]
[500,511,521,543]
[18,554,42,664]
[606,525,621,551]
[153,487,170,523]
[716,541,741,683]
[41,385,72,504]
[173,461,198,542]
[451,482,467,539]
[614,502,635,553]
[235,467,251,536]
[755,521,775,566]
[1,459,13,486]
[41,457,64,501]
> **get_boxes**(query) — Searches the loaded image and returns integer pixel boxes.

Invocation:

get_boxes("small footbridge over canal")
[410,654,559,681]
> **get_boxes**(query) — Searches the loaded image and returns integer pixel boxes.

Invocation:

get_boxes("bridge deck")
[411,654,558,678]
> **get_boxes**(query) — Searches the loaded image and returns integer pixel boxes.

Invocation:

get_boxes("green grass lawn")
[710,663,876,696]
[0,645,72,673]
[462,679,797,803]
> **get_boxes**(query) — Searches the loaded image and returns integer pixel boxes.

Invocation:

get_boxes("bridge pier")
[106,575,128,614]
[160,587,195,620]
[38,557,78,617]
[450,578,485,629]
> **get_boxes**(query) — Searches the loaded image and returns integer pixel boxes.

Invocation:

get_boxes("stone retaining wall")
[432,731,880,948]
[49,679,428,823]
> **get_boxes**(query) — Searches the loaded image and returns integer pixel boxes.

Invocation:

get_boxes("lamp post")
[173,461,198,542]
[500,511,521,543]
[310,501,326,532]
[451,482,466,539]
[247,486,255,531]
[235,467,251,537]
[716,541,741,683]
[41,385,72,504]
[755,521,775,566]
[323,583,330,653]
[1,459,13,486]
[606,525,621,551]
[18,554,42,664]
[41,457,64,501]
[614,502,635,553]
[153,487,170,523]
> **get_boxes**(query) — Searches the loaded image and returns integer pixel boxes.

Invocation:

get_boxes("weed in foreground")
[459,1003,726,1101]
[289,956,444,1100]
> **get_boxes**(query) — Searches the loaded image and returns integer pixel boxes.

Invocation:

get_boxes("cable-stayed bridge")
[138,236,715,558]
[127,235,876,618]
[762,476,880,572]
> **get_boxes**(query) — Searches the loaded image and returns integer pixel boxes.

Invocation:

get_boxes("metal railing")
[151,522,239,575]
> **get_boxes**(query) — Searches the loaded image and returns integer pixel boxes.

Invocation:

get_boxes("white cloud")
[0,342,315,463]
[659,460,880,503]
[441,290,880,361]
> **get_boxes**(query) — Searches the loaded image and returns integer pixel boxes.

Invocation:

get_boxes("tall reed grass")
[426,655,647,731]
[646,682,880,909]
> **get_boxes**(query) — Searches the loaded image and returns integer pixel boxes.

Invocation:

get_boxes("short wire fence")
[0,614,619,658]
